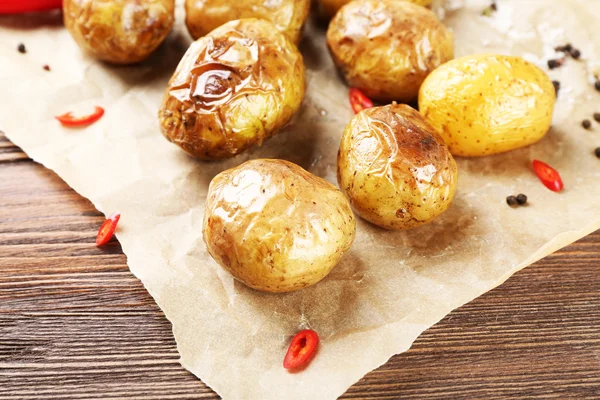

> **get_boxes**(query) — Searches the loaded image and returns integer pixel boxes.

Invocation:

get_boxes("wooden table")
[1,132,599,399]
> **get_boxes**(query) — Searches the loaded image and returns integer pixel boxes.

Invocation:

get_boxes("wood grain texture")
[1,133,599,399]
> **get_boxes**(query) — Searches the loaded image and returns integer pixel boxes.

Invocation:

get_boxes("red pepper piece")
[96,212,120,246]
[532,160,564,192]
[283,329,319,371]
[55,106,104,128]
[349,88,373,114]
[0,0,62,14]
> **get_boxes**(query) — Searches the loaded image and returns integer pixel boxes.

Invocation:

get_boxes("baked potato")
[326,0,453,103]
[318,0,432,19]
[185,0,311,44]
[63,0,175,64]
[159,18,306,160]
[203,159,356,293]
[419,54,556,157]
[337,104,458,230]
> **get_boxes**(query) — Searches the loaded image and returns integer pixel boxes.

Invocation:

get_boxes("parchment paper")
[1,0,600,398]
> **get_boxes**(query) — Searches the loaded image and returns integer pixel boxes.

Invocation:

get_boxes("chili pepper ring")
[283,329,319,371]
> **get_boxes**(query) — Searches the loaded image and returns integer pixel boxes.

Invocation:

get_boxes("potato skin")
[326,0,453,103]
[318,0,432,19]
[337,104,458,230]
[418,54,556,157]
[159,19,306,160]
[63,0,174,64]
[185,0,310,44]
[203,159,356,293]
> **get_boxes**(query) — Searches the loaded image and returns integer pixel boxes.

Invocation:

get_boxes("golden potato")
[318,0,432,19]
[159,19,306,160]
[419,54,556,157]
[63,0,174,64]
[185,0,310,44]
[326,0,453,103]
[203,159,356,293]
[337,104,458,230]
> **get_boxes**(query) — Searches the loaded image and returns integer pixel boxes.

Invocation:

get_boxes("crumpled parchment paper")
[1,0,599,398]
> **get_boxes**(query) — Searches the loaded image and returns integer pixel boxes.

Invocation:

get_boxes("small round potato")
[337,104,458,230]
[203,159,356,293]
[159,19,306,160]
[418,54,556,157]
[318,0,432,19]
[63,0,175,64]
[326,0,453,103]
[185,0,311,44]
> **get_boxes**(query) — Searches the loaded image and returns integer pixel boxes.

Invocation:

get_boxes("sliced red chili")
[96,212,120,246]
[55,106,104,127]
[349,88,373,114]
[283,329,319,371]
[0,0,62,14]
[532,159,564,192]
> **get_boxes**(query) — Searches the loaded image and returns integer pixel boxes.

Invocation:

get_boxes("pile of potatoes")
[64,0,556,293]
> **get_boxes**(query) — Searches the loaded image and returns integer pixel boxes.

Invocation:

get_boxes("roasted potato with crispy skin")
[326,0,453,103]
[185,0,311,44]
[204,159,356,293]
[318,0,432,19]
[337,104,458,230]
[159,18,306,160]
[419,54,556,157]
[63,0,174,64]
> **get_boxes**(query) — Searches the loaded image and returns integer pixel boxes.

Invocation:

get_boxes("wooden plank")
[1,138,599,399]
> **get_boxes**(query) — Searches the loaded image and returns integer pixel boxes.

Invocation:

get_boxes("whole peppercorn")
[506,196,518,207]
[595,147,600,158]
[516,194,528,205]
[17,43,26,54]
[547,59,562,69]
[594,113,600,123]
[595,81,600,92]
[552,80,560,95]
[582,119,592,130]
[569,48,581,59]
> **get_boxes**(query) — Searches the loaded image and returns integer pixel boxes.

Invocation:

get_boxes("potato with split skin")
[318,0,432,19]
[63,0,175,64]
[203,159,356,293]
[159,18,306,160]
[419,54,556,157]
[185,0,311,44]
[337,104,458,230]
[326,0,453,103]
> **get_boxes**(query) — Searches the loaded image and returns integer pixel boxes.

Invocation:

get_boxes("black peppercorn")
[595,81,600,92]
[582,119,592,130]
[555,43,573,52]
[569,48,581,59]
[17,43,26,54]
[506,196,518,206]
[594,113,600,123]
[595,147,600,158]
[547,59,563,69]
[552,80,560,95]
[516,194,528,205]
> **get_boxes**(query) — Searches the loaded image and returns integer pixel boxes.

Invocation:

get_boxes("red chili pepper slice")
[96,212,120,246]
[532,159,564,192]
[0,0,62,14]
[283,329,319,371]
[55,106,104,127]
[349,88,373,114]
